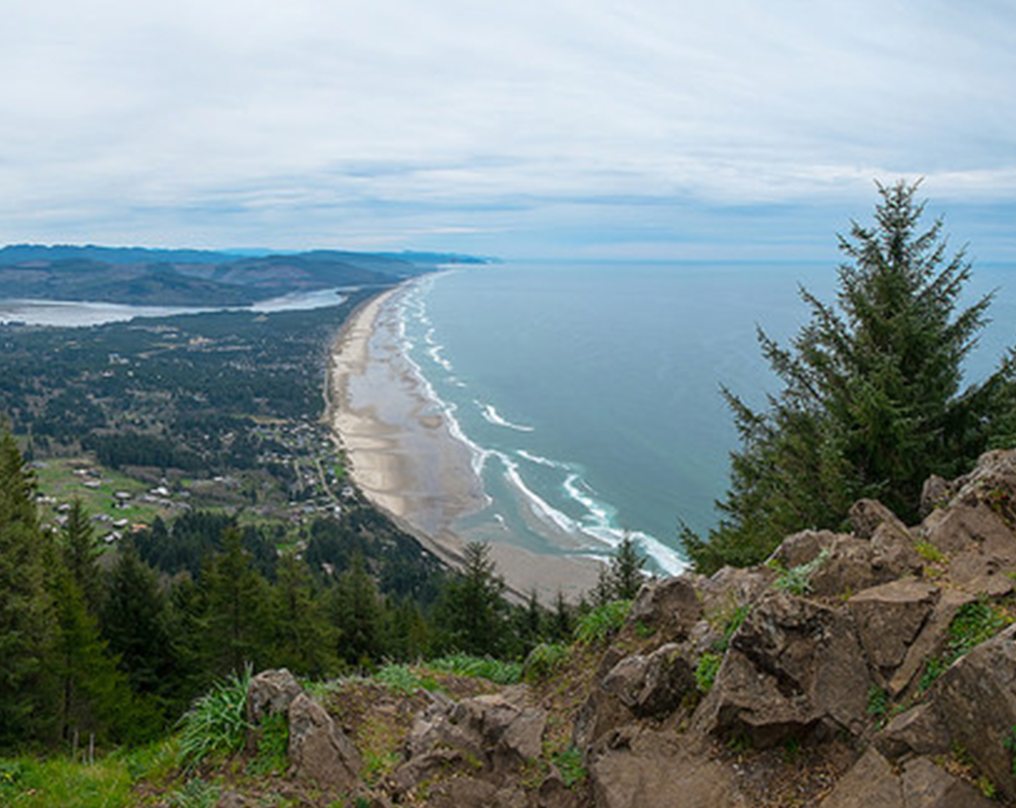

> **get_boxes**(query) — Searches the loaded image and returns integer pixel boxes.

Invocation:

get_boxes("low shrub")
[574,600,631,645]
[773,550,829,596]
[522,643,570,683]
[695,652,722,694]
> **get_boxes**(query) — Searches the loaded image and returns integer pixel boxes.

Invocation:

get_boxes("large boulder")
[287,693,362,791]
[819,748,995,808]
[693,591,871,746]
[246,668,303,724]
[772,530,899,597]
[628,575,703,639]
[394,688,547,796]
[847,580,938,681]
[849,499,908,540]
[588,728,746,808]
[600,643,695,719]
[929,623,1016,799]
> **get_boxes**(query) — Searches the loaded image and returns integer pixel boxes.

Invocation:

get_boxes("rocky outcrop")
[225,450,1016,807]
[694,590,871,746]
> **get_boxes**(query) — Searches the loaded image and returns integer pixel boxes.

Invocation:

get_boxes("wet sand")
[328,284,600,600]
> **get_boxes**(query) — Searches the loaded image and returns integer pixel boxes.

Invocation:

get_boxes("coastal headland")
[328,281,601,600]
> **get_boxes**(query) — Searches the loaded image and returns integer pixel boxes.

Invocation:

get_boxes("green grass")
[373,664,437,695]
[246,712,289,777]
[166,777,221,808]
[0,739,177,808]
[574,600,631,645]
[523,643,570,683]
[32,456,171,527]
[695,652,722,694]
[178,666,252,772]
[427,654,522,684]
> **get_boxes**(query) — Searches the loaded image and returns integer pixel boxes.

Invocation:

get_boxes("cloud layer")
[3,1,1015,257]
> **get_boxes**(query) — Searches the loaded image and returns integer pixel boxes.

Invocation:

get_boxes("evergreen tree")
[550,590,574,642]
[608,534,647,600]
[271,554,338,676]
[51,558,142,744]
[434,542,507,656]
[683,181,1016,573]
[0,429,58,746]
[201,528,272,676]
[101,542,178,707]
[329,553,385,666]
[61,498,102,615]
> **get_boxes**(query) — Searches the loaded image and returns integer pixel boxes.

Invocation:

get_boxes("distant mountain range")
[0,245,490,306]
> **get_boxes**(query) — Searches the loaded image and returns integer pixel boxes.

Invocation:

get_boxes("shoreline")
[326,277,601,600]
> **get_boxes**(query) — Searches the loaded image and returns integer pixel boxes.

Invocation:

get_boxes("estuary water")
[0,287,349,326]
[393,260,1016,575]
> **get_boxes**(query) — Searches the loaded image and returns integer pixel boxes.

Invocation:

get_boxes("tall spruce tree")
[683,181,1016,573]
[201,528,272,676]
[0,429,58,747]
[271,553,338,676]
[101,542,178,706]
[61,498,102,615]
[434,542,508,656]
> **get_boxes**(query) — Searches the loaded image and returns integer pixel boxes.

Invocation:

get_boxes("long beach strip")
[328,281,600,600]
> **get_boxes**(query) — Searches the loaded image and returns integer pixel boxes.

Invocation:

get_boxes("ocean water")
[395,260,1016,575]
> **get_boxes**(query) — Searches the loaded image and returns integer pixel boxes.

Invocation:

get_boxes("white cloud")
[1,0,1015,254]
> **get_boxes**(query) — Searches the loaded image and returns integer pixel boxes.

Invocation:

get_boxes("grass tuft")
[773,550,829,596]
[427,653,522,684]
[178,665,252,772]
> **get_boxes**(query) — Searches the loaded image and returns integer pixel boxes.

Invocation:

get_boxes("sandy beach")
[328,282,601,600]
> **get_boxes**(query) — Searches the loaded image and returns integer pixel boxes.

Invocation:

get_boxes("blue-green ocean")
[395,260,1016,575]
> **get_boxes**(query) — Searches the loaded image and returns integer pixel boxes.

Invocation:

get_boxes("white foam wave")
[477,402,534,432]
[517,450,571,470]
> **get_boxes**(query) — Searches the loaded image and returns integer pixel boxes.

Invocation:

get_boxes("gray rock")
[601,643,694,718]
[246,668,303,724]
[694,591,871,746]
[287,692,362,791]
[850,499,908,540]
[847,580,938,675]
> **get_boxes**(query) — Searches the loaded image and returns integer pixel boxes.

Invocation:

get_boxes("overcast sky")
[2,1,1015,259]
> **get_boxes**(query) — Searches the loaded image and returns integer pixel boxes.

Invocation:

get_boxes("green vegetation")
[772,550,830,596]
[550,746,587,788]
[919,600,1011,693]
[682,182,1016,572]
[373,664,437,695]
[247,712,289,777]
[1003,726,1016,775]
[914,541,946,564]
[574,600,631,645]
[427,654,522,684]
[866,686,889,719]
[523,643,571,683]
[695,652,722,693]
[177,667,252,772]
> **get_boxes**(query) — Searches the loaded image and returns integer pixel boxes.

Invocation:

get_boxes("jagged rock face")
[287,693,362,791]
[246,668,303,724]
[588,729,747,808]
[849,498,909,540]
[600,642,694,719]
[392,688,549,800]
[694,590,870,746]
[847,580,938,675]
[931,624,1016,800]
[628,575,703,639]
[819,747,996,808]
